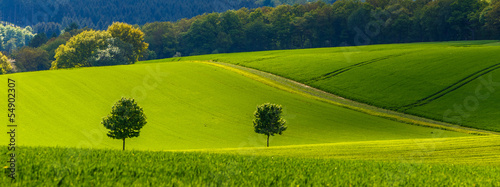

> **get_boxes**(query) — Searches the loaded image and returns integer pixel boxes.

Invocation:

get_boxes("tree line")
[1,0,321,31]
[0,22,147,74]
[2,0,500,74]
[141,0,500,59]
[0,23,34,53]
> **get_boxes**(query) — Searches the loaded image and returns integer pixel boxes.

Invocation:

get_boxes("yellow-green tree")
[52,30,111,69]
[0,52,13,74]
[107,22,149,63]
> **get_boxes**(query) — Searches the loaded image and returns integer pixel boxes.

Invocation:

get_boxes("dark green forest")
[141,0,500,58]
[2,0,500,73]
[0,0,326,32]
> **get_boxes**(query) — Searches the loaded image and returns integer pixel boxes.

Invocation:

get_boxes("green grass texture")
[155,41,500,131]
[0,61,467,151]
[2,136,499,186]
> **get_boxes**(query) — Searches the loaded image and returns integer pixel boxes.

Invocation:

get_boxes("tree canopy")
[1,0,322,30]
[52,30,111,69]
[107,22,149,62]
[0,22,35,53]
[52,22,148,69]
[0,51,13,74]
[253,103,287,147]
[102,98,147,151]
[12,47,50,72]
[138,0,500,58]
[4,0,500,73]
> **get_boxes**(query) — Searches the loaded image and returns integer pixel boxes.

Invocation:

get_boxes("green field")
[156,41,500,132]
[2,41,499,185]
[3,136,500,186]
[1,61,469,151]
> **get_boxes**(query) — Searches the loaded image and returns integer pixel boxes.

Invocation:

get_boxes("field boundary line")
[193,60,499,136]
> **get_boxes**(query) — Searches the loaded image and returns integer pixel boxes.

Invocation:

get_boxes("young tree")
[253,103,287,147]
[102,98,147,151]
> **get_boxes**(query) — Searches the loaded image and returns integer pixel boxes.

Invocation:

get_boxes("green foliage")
[64,22,80,33]
[39,32,74,61]
[483,0,500,37]
[12,47,51,72]
[88,38,134,66]
[0,22,35,52]
[28,33,49,48]
[1,0,261,30]
[52,30,111,69]
[0,51,12,74]
[141,22,180,59]
[133,0,499,60]
[253,103,287,147]
[32,22,63,38]
[102,97,147,150]
[7,0,500,65]
[183,13,221,55]
[107,22,149,63]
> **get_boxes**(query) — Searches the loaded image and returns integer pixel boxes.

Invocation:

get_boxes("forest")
[1,0,500,73]
[141,0,500,58]
[0,0,325,31]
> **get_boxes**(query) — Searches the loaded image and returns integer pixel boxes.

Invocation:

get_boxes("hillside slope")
[0,61,467,151]
[158,41,500,131]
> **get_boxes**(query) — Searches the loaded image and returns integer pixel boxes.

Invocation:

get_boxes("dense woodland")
[1,0,500,74]
[0,22,34,52]
[0,0,324,31]
[142,0,500,58]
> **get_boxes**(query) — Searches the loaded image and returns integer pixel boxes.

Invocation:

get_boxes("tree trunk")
[123,138,126,151]
[267,134,269,147]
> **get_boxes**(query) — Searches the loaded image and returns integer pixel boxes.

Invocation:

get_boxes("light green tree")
[52,30,111,69]
[107,22,149,63]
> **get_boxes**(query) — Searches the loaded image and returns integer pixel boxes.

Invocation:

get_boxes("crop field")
[2,136,500,186]
[2,41,499,185]
[157,41,500,132]
[207,135,500,166]
[1,61,469,151]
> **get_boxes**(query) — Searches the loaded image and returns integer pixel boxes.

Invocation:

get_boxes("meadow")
[2,41,499,185]
[1,61,468,151]
[2,136,499,186]
[157,41,500,132]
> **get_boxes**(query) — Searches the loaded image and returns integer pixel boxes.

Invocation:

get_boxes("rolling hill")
[2,41,500,185]
[0,61,469,151]
[156,41,500,132]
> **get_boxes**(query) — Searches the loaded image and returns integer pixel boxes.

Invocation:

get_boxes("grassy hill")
[1,61,469,151]
[156,41,500,132]
[2,41,499,185]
